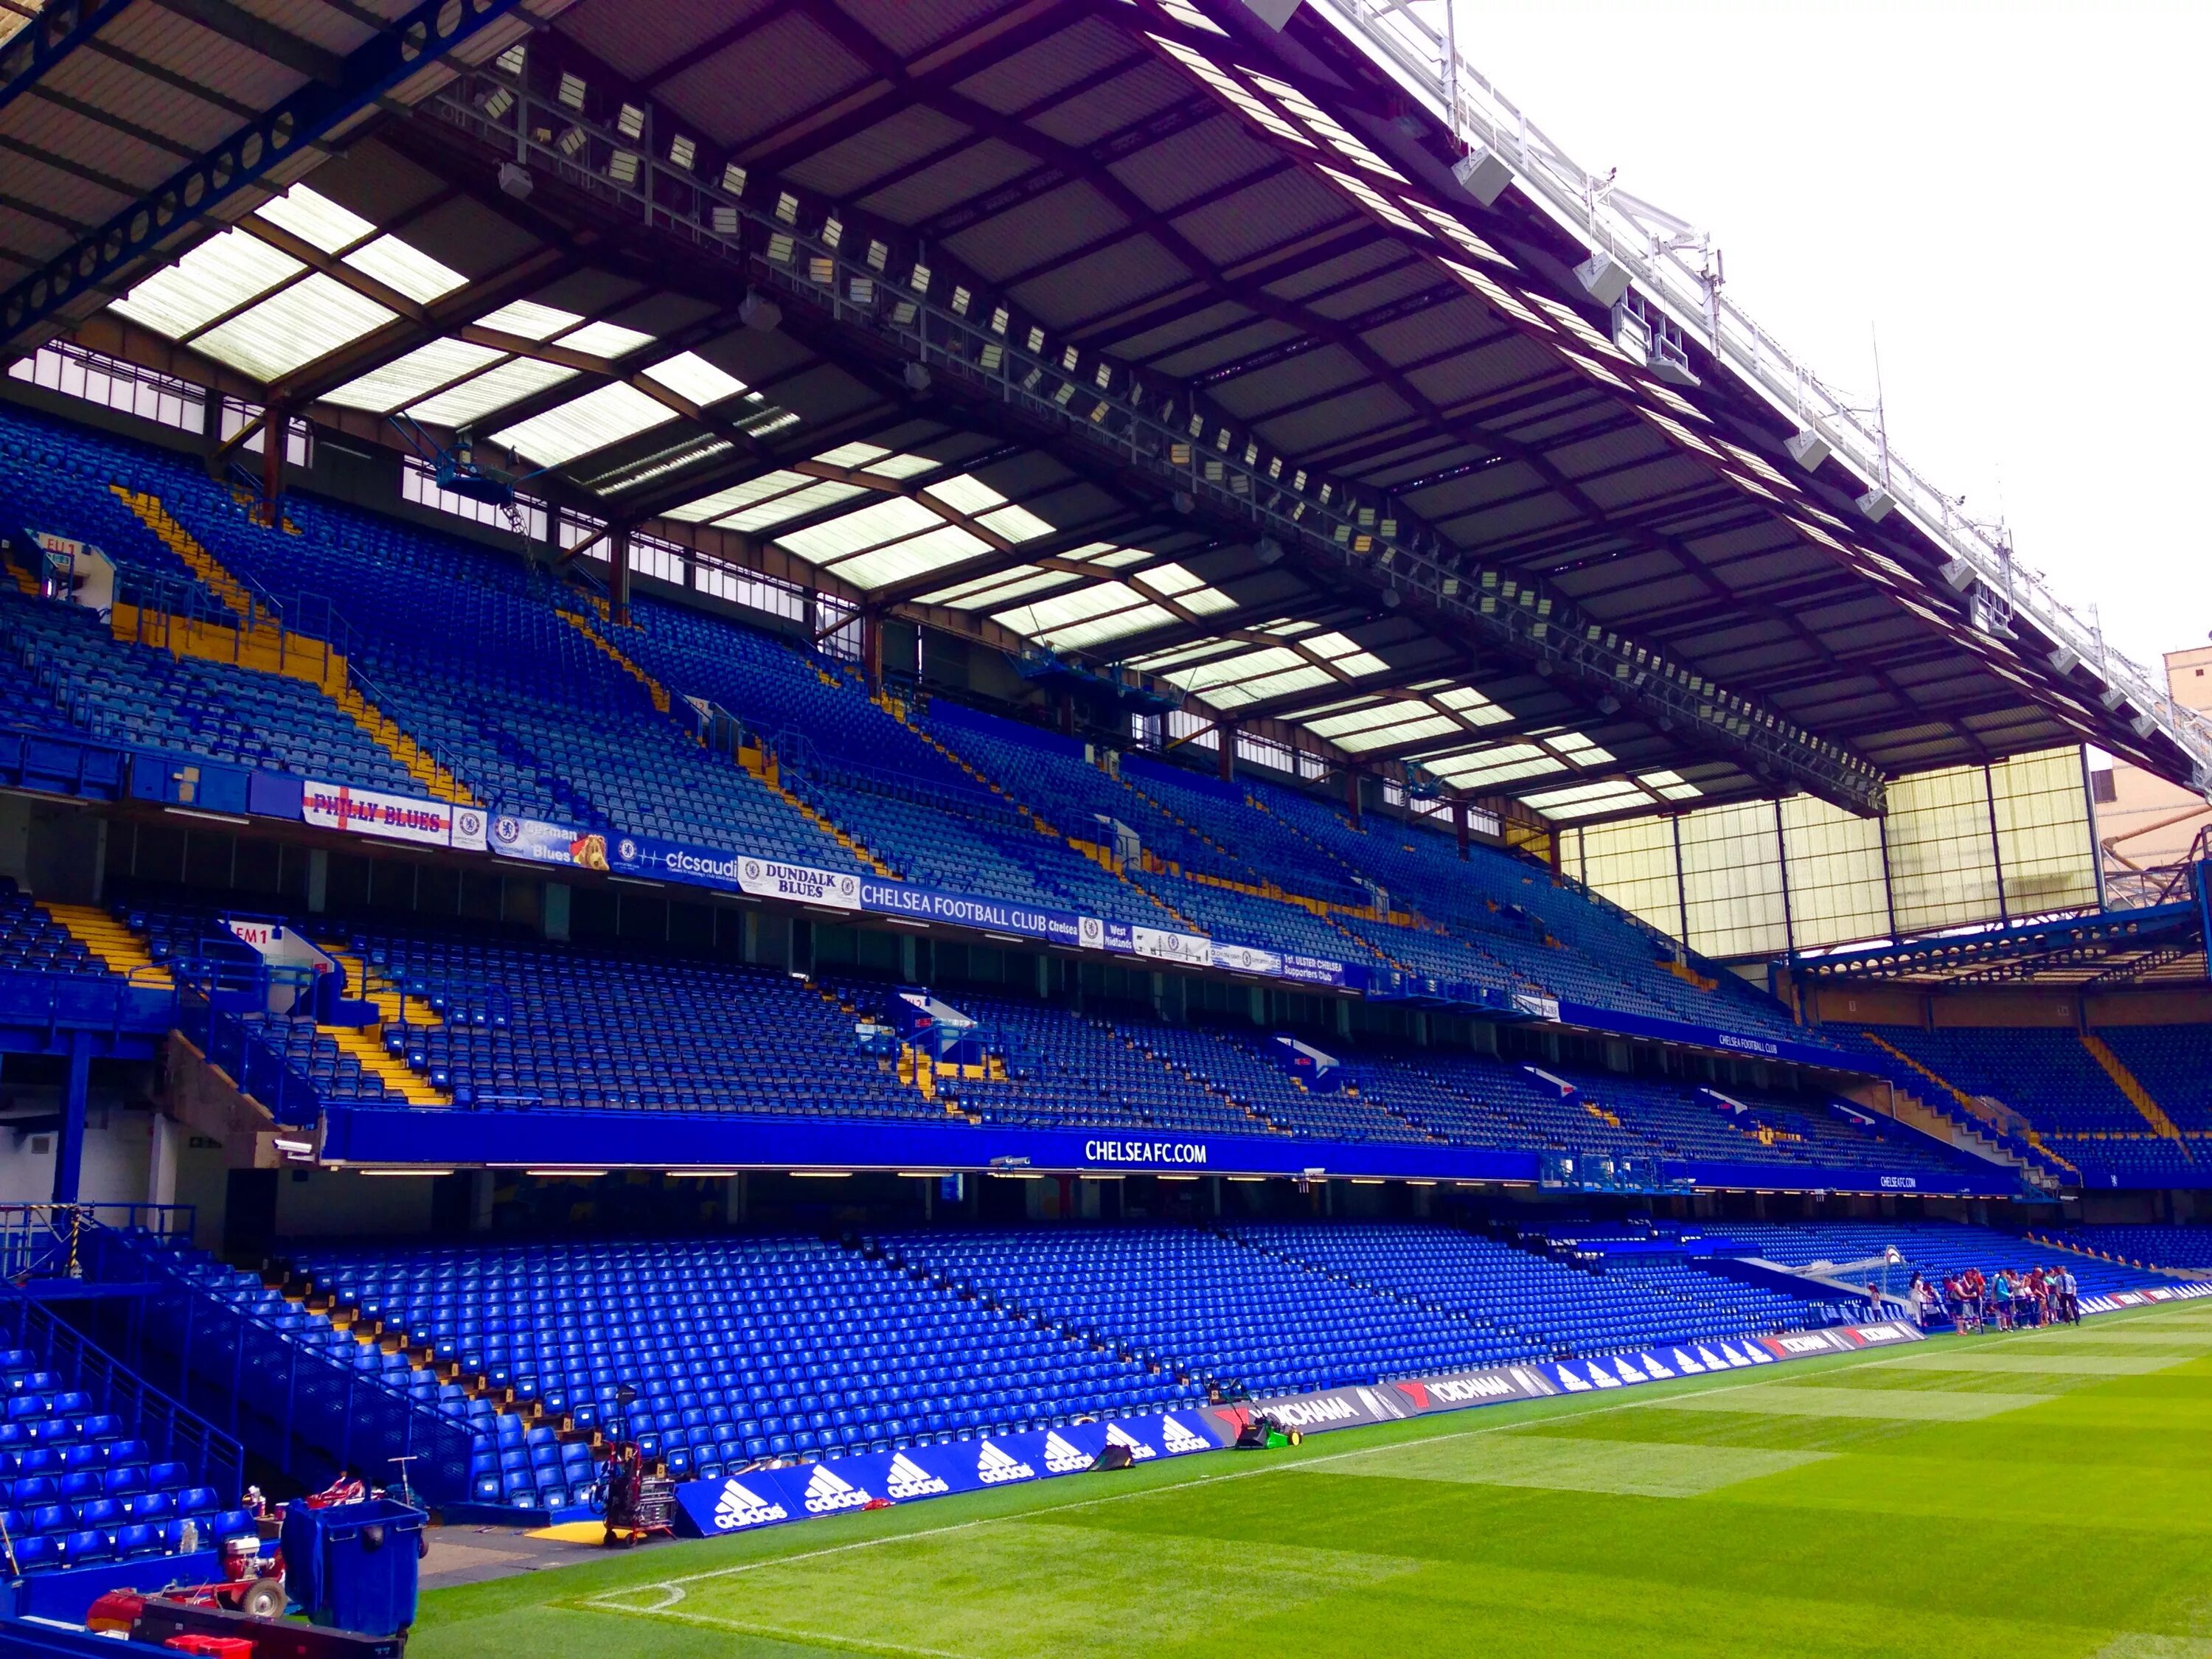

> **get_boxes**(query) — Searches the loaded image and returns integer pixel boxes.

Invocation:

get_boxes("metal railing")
[74,1223,478,1503]
[428,74,1886,813]
[1310,0,2212,787]
[173,981,327,1129]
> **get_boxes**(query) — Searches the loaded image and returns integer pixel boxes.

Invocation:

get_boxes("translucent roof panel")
[254,184,374,254]
[193,274,397,381]
[830,524,992,590]
[1429,746,1568,787]
[345,235,467,305]
[1520,779,1649,818]
[561,319,655,358]
[924,475,1010,516]
[111,232,302,338]
[491,380,678,466]
[642,351,748,406]
[720,478,867,532]
[410,358,578,428]
[476,300,585,341]
[922,567,1085,610]
[323,337,507,414]
[779,495,939,563]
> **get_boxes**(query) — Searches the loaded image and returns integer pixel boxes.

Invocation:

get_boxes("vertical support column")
[608,524,632,626]
[53,1029,90,1205]
[260,407,285,528]
[1217,722,1235,782]
[147,1112,178,1210]
[1344,768,1361,824]
[1453,798,1470,860]
[861,608,883,695]
[469,1169,495,1232]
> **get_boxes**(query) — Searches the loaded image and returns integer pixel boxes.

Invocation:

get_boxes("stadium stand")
[2037,1225,2212,1273]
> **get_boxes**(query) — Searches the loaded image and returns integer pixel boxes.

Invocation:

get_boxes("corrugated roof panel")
[785,103,981,201]
[493,380,679,466]
[323,337,507,414]
[193,272,397,380]
[408,358,580,428]
[659,10,874,147]
[557,0,783,82]
[856,136,1043,226]
[111,231,302,338]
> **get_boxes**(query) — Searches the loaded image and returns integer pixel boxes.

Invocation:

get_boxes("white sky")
[1451,0,2211,675]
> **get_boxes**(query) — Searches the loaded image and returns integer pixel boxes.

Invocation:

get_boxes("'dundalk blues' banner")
[672,1410,1225,1538]
[610,835,863,910]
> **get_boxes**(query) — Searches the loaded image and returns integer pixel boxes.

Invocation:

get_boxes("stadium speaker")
[1574,251,1632,309]
[1452,145,1513,207]
[1784,427,1831,470]
[740,291,782,332]
[1239,0,1303,28]
[1855,484,1896,523]
[1090,1443,1135,1472]
[2048,647,2079,675]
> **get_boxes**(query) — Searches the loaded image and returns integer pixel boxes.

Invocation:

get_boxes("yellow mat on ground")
[525,1520,612,1544]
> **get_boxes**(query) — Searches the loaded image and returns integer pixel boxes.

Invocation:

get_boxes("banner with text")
[859,878,1084,947]
[490,814,611,872]
[303,782,486,852]
[610,835,862,909]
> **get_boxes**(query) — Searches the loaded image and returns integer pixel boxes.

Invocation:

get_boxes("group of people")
[1902,1265,2080,1331]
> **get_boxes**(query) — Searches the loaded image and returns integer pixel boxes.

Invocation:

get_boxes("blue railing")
[72,1225,478,1504]
[0,967,177,1041]
[173,982,327,1129]
[0,1203,192,1281]
[0,1242,242,1506]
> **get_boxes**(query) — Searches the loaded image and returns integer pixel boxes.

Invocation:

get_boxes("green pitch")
[408,1300,2212,1658]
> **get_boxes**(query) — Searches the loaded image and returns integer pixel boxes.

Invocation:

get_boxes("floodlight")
[1609,304,1649,366]
[1452,144,1512,207]
[1784,428,1830,470]
[1574,251,1631,308]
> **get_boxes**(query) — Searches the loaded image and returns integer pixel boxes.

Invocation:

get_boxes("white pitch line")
[580,1302,2195,1616]
[576,1354,1878,1612]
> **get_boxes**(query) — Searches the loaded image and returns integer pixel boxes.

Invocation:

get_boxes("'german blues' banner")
[490,814,611,871]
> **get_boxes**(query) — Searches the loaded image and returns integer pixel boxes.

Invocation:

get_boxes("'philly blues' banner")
[858,877,1083,947]
[672,1410,1222,1537]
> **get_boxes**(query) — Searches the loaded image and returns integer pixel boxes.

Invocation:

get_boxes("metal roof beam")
[142,0,344,83]
[1,0,566,354]
[0,0,137,131]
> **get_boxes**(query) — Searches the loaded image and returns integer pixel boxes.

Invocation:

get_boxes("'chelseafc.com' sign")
[1082,1140,1209,1167]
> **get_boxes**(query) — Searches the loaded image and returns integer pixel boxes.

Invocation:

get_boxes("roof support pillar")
[1344,767,1361,824]
[608,524,631,627]
[258,408,284,529]
[1218,722,1235,783]
[862,608,883,695]
[1454,799,1470,860]
[52,1029,90,1206]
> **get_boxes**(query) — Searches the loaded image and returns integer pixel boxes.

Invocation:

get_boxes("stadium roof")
[6,0,2208,828]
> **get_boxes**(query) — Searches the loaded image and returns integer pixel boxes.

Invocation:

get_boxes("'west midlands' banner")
[672,1409,1224,1538]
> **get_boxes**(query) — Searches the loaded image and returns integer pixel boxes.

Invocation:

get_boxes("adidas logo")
[976,1441,1036,1485]
[801,1463,874,1514]
[885,1453,948,1500]
[1043,1432,1089,1473]
[712,1479,788,1531]
[1105,1423,1156,1460]
[1159,1415,1209,1454]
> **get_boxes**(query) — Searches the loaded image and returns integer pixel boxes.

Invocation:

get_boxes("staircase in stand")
[2081,1032,2190,1154]
[38,902,174,989]
[319,948,449,1107]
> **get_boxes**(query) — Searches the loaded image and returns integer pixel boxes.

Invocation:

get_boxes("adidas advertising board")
[676,1307,2212,1543]
[671,1409,1228,1538]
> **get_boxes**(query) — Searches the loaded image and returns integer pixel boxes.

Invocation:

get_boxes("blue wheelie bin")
[279,1497,427,1636]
